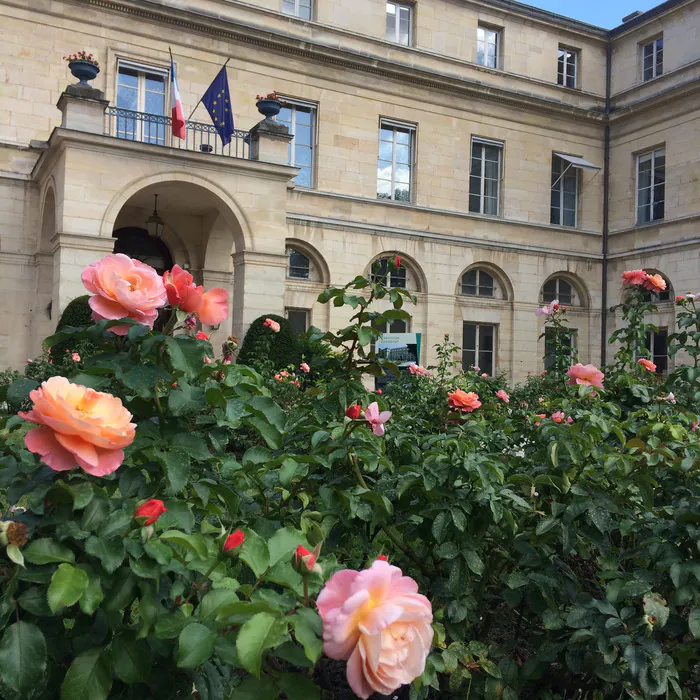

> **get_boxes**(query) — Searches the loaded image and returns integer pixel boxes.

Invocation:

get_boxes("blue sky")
[524,0,659,29]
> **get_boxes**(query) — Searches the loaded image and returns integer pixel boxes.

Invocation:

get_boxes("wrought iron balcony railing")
[104,107,251,159]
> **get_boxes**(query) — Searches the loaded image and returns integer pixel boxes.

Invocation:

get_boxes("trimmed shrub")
[236,313,301,370]
[50,295,98,361]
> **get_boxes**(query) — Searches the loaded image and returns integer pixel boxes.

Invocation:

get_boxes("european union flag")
[201,66,234,146]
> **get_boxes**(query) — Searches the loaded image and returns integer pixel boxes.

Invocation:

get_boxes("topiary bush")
[49,295,99,363]
[236,313,302,371]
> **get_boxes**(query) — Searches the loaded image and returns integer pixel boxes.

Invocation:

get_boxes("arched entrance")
[113,227,173,276]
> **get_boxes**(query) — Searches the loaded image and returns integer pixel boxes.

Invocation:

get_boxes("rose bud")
[346,404,362,420]
[294,544,321,574]
[223,529,244,553]
[135,499,167,526]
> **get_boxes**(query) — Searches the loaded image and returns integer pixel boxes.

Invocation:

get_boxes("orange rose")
[643,274,667,293]
[637,358,656,372]
[19,377,135,476]
[82,254,167,335]
[447,389,481,413]
[163,265,229,326]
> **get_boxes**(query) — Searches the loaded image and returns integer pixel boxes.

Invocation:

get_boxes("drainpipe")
[600,39,612,366]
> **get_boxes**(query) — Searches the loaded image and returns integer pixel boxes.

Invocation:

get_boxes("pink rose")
[263,318,281,333]
[408,363,428,376]
[71,353,81,362]
[621,269,647,286]
[567,363,605,389]
[82,254,167,335]
[551,410,565,423]
[643,274,666,293]
[300,362,310,373]
[365,401,391,436]
[317,560,432,699]
[496,389,509,403]
[447,389,481,413]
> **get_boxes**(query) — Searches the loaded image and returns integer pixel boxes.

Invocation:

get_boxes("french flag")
[170,54,186,140]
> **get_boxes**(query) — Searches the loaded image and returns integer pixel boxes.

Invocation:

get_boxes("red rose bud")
[223,529,245,553]
[195,331,209,340]
[394,255,401,268]
[135,499,167,526]
[377,554,388,561]
[346,404,362,420]
[295,545,316,573]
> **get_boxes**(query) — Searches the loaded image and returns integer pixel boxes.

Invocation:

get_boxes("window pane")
[118,68,138,87]
[478,271,494,296]
[145,90,164,116]
[288,248,310,278]
[542,280,557,302]
[395,143,410,164]
[462,350,476,371]
[390,319,407,333]
[287,310,308,335]
[463,323,476,350]
[386,2,396,40]
[379,140,393,160]
[480,325,494,351]
[377,180,392,199]
[558,281,573,304]
[395,129,411,145]
[395,164,410,184]
[463,270,477,286]
[117,85,138,111]
[282,0,296,14]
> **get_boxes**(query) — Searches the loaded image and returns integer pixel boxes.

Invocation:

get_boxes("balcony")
[104,107,251,159]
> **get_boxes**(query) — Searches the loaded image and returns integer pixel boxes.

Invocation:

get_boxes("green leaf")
[6,544,24,567]
[290,608,323,663]
[48,563,89,613]
[85,535,125,574]
[177,622,216,669]
[451,508,467,533]
[166,336,207,379]
[112,635,152,684]
[275,673,320,700]
[23,538,75,565]
[245,416,282,450]
[230,676,278,700]
[688,608,700,638]
[78,565,103,615]
[624,644,647,678]
[240,531,270,577]
[60,647,112,700]
[97,509,133,538]
[0,622,46,696]
[268,527,307,569]
[155,449,191,495]
[169,381,207,416]
[18,587,51,616]
[160,531,209,560]
[236,612,286,678]
[155,611,188,639]
[247,396,287,432]
[6,378,39,409]
[464,549,484,575]
[643,592,669,628]
[242,447,272,466]
[171,433,212,461]
[123,365,169,399]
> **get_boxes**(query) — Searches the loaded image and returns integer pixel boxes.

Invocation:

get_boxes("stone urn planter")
[255,98,283,119]
[69,60,100,86]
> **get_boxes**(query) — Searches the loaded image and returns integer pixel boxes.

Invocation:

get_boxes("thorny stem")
[182,558,220,606]
[349,452,368,489]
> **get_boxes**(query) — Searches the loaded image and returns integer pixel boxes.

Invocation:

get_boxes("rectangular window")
[371,259,407,288]
[645,329,668,374]
[286,309,309,335]
[386,1,412,46]
[477,26,500,69]
[551,154,578,227]
[544,327,576,370]
[469,138,502,216]
[282,0,312,20]
[462,323,496,375]
[642,37,663,81]
[116,62,167,145]
[277,100,316,188]
[557,47,578,88]
[377,120,415,202]
[636,148,665,224]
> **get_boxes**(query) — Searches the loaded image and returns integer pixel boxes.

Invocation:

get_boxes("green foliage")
[237,314,302,371]
[0,261,698,699]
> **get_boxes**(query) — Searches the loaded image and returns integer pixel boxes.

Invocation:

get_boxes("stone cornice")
[287,212,604,261]
[607,236,700,259]
[609,212,700,236]
[69,0,606,123]
[32,128,297,183]
[610,71,700,121]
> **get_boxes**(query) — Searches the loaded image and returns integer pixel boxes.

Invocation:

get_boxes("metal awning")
[554,153,601,171]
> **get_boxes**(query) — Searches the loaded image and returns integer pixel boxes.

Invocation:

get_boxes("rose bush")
[0,257,697,699]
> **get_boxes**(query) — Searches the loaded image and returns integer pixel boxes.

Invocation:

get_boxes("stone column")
[231,250,288,342]
[51,233,115,328]
[249,118,294,166]
[56,85,109,135]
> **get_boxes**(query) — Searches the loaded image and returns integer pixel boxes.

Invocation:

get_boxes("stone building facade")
[0,0,698,381]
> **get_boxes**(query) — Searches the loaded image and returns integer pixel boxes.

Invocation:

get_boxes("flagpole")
[186,57,232,122]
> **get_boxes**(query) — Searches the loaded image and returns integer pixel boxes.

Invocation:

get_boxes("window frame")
[542,278,575,305]
[469,137,503,216]
[645,328,669,374]
[462,322,497,375]
[115,60,169,144]
[641,36,663,81]
[371,258,408,289]
[282,0,313,20]
[276,97,317,189]
[286,308,310,335]
[551,153,579,227]
[557,46,578,89]
[377,119,416,204]
[635,148,665,225]
[385,0,413,46]
[476,25,501,69]
[286,247,311,280]
[461,268,495,298]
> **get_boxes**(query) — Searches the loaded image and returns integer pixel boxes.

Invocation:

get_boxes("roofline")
[609,0,690,35]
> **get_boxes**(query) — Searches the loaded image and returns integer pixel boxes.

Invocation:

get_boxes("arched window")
[287,247,310,279]
[113,227,173,275]
[461,269,495,297]
[542,277,575,305]
[371,258,407,289]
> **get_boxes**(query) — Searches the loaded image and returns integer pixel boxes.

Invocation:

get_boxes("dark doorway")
[113,227,173,275]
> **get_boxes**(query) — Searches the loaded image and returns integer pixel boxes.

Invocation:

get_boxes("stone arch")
[285,238,330,285]
[541,271,590,309]
[366,251,428,294]
[456,261,513,301]
[99,171,251,254]
[39,181,57,255]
